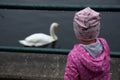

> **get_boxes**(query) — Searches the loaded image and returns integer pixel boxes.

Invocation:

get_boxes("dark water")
[0,0,120,51]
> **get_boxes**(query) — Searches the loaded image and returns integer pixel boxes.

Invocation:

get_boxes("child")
[64,7,111,80]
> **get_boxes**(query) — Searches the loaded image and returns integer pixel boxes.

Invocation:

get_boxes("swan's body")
[19,22,59,47]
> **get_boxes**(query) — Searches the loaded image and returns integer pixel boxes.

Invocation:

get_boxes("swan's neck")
[50,25,57,40]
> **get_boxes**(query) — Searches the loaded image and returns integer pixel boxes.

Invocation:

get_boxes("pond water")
[0,0,120,51]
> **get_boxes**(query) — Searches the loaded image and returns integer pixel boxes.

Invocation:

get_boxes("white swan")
[19,22,59,47]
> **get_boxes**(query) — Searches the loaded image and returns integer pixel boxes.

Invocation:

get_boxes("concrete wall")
[0,52,119,80]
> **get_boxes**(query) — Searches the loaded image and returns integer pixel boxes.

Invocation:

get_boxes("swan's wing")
[25,33,54,43]
[19,33,55,46]
[19,40,34,46]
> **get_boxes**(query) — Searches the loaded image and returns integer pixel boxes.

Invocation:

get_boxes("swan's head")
[51,22,59,28]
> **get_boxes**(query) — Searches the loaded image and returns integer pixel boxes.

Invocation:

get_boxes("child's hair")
[73,7,101,41]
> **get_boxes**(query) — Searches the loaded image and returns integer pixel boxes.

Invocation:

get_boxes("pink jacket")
[64,38,111,80]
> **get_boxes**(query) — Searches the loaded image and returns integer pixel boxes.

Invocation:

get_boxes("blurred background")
[0,0,120,51]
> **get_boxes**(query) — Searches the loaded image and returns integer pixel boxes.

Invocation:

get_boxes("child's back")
[64,7,111,80]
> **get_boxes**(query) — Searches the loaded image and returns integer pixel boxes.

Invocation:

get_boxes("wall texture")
[0,52,119,80]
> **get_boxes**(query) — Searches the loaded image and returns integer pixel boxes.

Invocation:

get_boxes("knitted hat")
[73,7,100,41]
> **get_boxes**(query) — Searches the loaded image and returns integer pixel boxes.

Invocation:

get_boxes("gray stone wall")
[0,52,119,80]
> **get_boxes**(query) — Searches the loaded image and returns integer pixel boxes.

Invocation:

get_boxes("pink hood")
[74,42,110,72]
[64,38,111,80]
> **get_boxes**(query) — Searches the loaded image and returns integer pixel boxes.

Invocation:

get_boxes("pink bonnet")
[73,7,101,41]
